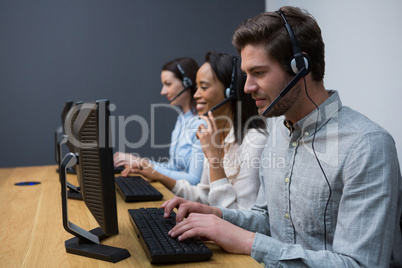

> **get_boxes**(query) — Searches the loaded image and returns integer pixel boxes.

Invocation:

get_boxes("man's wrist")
[243,231,255,255]
[212,206,223,218]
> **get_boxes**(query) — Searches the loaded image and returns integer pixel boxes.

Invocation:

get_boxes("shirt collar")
[285,90,342,136]
[283,120,295,134]
[177,109,195,123]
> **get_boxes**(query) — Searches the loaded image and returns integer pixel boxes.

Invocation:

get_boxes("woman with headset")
[114,57,204,185]
[122,51,267,210]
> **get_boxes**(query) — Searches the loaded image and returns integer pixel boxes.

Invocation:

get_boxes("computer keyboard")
[115,176,163,202]
[128,208,213,264]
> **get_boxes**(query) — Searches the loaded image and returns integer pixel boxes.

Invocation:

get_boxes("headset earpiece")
[182,76,192,89]
[290,53,310,75]
[225,57,237,99]
[201,56,237,116]
[169,60,193,103]
[276,10,311,76]
[176,61,193,89]
[225,87,232,98]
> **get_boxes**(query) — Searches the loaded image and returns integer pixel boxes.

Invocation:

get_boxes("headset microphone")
[261,66,308,116]
[202,57,237,116]
[202,94,235,116]
[169,85,191,103]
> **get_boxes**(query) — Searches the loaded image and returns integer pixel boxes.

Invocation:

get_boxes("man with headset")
[163,6,402,267]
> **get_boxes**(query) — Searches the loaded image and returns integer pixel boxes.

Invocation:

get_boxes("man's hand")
[168,212,255,255]
[161,196,222,222]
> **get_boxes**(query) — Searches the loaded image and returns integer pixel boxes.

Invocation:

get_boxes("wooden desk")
[0,165,262,267]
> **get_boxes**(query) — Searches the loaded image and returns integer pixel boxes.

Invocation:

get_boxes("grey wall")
[0,0,265,168]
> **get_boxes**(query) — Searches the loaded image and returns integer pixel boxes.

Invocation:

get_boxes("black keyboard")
[115,176,163,202]
[128,208,213,264]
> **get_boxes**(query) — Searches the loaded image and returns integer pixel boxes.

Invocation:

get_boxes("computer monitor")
[56,101,83,200]
[59,99,130,263]
[57,100,126,175]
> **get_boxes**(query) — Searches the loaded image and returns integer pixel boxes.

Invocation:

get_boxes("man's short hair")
[232,6,325,82]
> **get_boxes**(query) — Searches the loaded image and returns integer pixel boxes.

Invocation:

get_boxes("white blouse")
[171,127,268,210]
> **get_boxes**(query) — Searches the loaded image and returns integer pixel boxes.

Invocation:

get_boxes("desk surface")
[0,165,261,267]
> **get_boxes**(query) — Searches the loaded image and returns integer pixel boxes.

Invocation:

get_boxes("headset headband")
[276,10,306,72]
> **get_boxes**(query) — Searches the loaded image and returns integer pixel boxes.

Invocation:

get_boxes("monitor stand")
[56,166,77,174]
[60,153,130,263]
[56,135,82,200]
[65,227,130,263]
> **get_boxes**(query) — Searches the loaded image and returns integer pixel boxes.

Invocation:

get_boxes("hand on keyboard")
[128,208,212,264]
[162,197,255,255]
[161,196,223,222]
[168,211,255,255]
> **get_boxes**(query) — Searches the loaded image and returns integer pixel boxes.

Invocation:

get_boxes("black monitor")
[59,99,130,263]
[57,100,127,175]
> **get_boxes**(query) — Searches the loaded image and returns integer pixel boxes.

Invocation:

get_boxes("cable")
[303,77,332,250]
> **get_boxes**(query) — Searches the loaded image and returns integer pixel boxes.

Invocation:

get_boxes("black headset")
[276,10,310,75]
[169,61,193,103]
[261,10,310,117]
[225,56,237,99]
[201,56,237,116]
[176,61,193,89]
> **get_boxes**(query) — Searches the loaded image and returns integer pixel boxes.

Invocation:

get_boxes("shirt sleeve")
[152,140,203,185]
[152,116,204,185]
[208,130,268,209]
[225,131,402,267]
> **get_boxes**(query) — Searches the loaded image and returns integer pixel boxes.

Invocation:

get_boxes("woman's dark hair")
[232,6,325,81]
[162,57,199,114]
[205,51,266,144]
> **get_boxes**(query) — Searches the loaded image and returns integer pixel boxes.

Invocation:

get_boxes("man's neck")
[285,81,328,124]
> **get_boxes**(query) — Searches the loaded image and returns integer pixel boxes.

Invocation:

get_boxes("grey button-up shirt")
[220,91,402,267]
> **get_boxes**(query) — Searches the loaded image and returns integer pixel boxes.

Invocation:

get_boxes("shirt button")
[285,213,290,219]
[304,132,309,136]
[292,141,297,147]
[285,177,289,183]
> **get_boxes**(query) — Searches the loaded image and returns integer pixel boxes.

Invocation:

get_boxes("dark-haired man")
[163,6,402,267]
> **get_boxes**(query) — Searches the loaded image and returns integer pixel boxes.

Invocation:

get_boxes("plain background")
[0,0,265,168]
[266,0,402,168]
